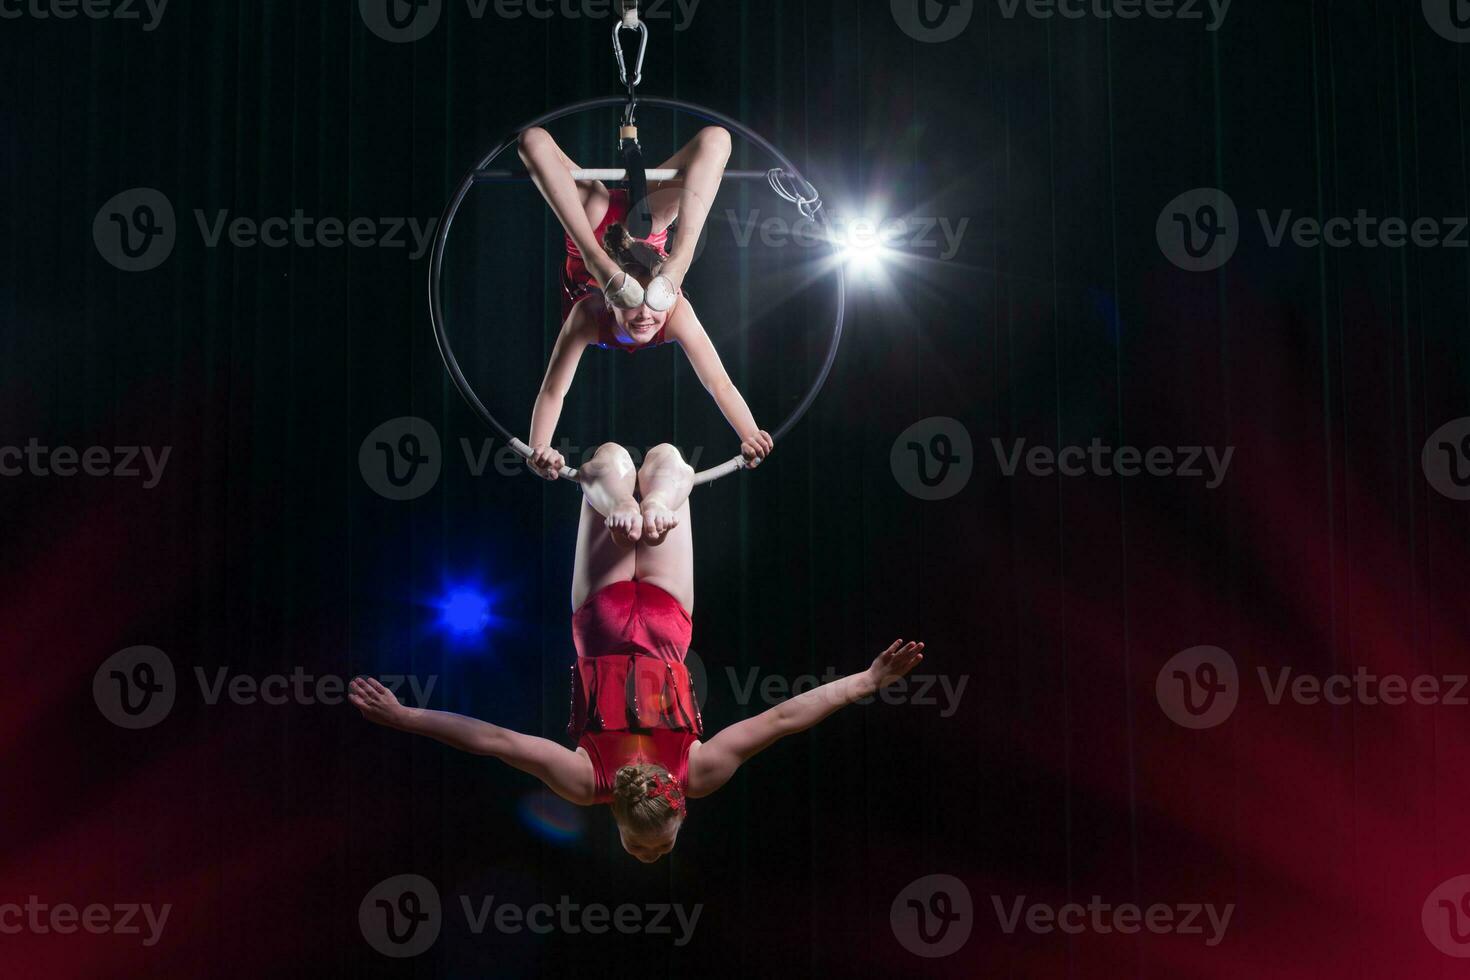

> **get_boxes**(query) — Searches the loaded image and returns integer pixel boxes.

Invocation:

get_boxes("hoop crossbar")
[472,168,774,184]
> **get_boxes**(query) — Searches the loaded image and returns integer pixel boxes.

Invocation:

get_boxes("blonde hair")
[611,762,685,835]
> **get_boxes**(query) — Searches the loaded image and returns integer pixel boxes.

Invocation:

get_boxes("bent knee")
[645,443,691,470]
[697,126,732,156]
[519,126,554,157]
[593,442,635,464]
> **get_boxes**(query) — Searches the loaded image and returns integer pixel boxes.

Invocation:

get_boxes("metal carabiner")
[612,18,649,89]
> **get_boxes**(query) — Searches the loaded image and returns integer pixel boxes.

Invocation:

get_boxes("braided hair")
[611,762,686,835]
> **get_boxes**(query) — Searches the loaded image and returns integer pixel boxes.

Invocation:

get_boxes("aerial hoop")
[428,95,848,487]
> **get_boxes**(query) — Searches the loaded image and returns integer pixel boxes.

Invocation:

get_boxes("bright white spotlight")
[839,217,894,277]
[842,244,890,276]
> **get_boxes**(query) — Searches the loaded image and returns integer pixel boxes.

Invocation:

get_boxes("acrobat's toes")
[639,497,679,546]
[607,498,644,548]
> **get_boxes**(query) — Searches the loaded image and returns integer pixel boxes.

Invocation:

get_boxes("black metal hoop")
[427,95,847,486]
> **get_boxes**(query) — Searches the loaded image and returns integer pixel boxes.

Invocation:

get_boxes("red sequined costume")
[568,580,701,803]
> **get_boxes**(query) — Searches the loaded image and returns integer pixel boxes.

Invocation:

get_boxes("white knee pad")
[604,272,646,310]
[643,275,678,312]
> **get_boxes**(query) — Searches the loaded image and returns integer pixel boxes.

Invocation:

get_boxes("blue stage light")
[437,588,492,636]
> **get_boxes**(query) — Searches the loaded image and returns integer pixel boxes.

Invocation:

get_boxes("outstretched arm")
[667,303,774,468]
[526,312,593,480]
[350,676,596,805]
[685,640,925,798]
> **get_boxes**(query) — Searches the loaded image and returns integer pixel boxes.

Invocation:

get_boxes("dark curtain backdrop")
[3,1,1470,977]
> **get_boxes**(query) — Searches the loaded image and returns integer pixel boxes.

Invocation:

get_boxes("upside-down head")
[601,223,673,343]
[611,762,686,863]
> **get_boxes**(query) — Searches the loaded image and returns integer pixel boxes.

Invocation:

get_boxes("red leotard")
[561,189,681,353]
[564,190,671,264]
[568,580,701,803]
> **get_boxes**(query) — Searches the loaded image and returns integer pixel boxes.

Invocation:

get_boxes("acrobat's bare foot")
[639,496,680,546]
[606,497,644,548]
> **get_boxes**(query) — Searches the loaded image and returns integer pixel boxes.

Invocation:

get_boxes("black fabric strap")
[620,138,653,239]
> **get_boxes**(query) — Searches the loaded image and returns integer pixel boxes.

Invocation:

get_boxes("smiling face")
[611,276,673,344]
[601,223,674,346]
